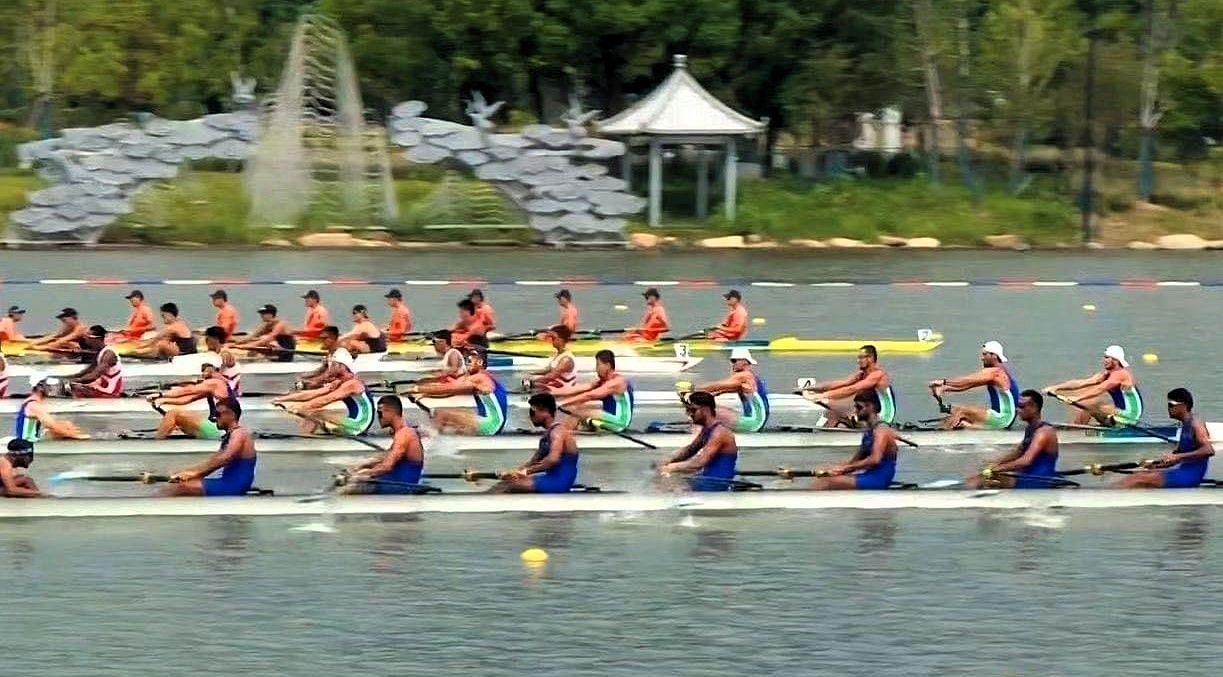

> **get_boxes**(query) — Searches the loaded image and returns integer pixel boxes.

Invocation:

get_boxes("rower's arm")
[0,464,41,497]
[993,429,1054,473]
[274,385,331,403]
[1067,372,1121,401]
[549,381,595,398]
[531,355,575,380]
[941,370,993,392]
[810,372,860,393]
[69,352,115,382]
[841,427,894,473]
[693,376,740,395]
[521,432,567,475]
[160,382,206,400]
[663,433,706,465]
[301,381,355,408]
[1175,419,1215,463]
[668,429,732,473]
[1047,372,1104,393]
[176,431,246,479]
[415,380,476,397]
[361,433,421,478]
[818,372,879,401]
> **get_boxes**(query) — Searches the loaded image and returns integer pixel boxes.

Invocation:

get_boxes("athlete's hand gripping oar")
[273,403,388,454]
[1043,391,1176,443]
[796,393,919,448]
[557,405,657,449]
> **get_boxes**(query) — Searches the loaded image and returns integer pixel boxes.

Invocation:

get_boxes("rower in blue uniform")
[0,437,41,498]
[491,393,580,493]
[657,391,739,491]
[342,395,425,494]
[1115,388,1214,489]
[811,390,899,490]
[164,398,256,496]
[967,390,1060,489]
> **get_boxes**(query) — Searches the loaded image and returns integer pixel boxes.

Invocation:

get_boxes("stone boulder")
[629,232,662,249]
[905,237,941,248]
[1156,233,1208,250]
[1127,240,1159,250]
[788,239,827,248]
[878,235,908,247]
[983,234,1025,250]
[258,238,293,248]
[699,235,746,248]
[825,237,866,248]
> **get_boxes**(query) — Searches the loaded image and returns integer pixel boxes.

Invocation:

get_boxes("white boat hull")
[4,353,701,379]
[5,488,1223,519]
[26,422,1221,456]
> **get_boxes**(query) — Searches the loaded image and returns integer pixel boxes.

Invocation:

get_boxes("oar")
[557,405,657,449]
[1057,460,1148,477]
[49,470,171,484]
[273,404,388,453]
[737,467,826,479]
[242,346,327,357]
[426,470,501,481]
[982,469,1081,488]
[1044,391,1176,443]
[799,396,919,448]
[403,394,433,416]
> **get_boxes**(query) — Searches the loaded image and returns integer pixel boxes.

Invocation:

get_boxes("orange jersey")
[712,305,748,341]
[626,305,670,342]
[0,317,22,342]
[300,305,330,339]
[474,303,497,332]
[125,303,156,340]
[386,303,413,341]
[215,303,240,337]
[559,304,579,334]
[451,318,487,347]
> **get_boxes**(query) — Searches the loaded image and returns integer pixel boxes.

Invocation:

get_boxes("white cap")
[728,347,757,365]
[1104,345,1129,368]
[28,373,59,389]
[981,340,1008,363]
[330,348,357,374]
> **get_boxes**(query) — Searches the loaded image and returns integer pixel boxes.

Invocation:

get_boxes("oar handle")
[557,405,657,449]
[1044,391,1177,444]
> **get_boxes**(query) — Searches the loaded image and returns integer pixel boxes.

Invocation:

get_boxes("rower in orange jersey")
[296,289,331,340]
[623,288,670,342]
[122,290,156,341]
[451,298,487,347]
[469,289,497,333]
[209,289,240,338]
[707,289,748,342]
[555,289,579,334]
[383,289,413,342]
[0,306,25,342]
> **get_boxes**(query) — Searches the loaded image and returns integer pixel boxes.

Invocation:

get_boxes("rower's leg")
[155,411,182,439]
[560,404,602,431]
[1113,470,1165,489]
[432,409,480,435]
[945,405,989,429]
[158,340,180,358]
[821,398,854,429]
[488,476,535,493]
[341,338,369,355]
[161,479,205,496]
[811,475,859,490]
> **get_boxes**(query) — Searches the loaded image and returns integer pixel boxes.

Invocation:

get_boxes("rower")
[203,326,241,396]
[707,289,748,342]
[416,329,466,384]
[451,298,487,347]
[0,305,26,342]
[67,325,124,398]
[209,289,240,337]
[411,349,508,436]
[811,390,898,490]
[555,289,579,334]
[0,438,41,498]
[384,289,414,342]
[800,345,897,427]
[122,290,156,341]
[279,349,375,436]
[340,304,387,355]
[16,374,90,440]
[341,395,424,494]
[929,340,1021,430]
[966,390,1059,489]
[30,307,88,352]
[296,289,331,340]
[163,398,256,497]
[1046,345,1143,426]
[469,288,497,333]
[0,351,8,397]
[526,325,577,390]
[551,349,634,433]
[624,288,670,341]
[297,325,341,389]
[491,393,580,494]
[137,303,197,358]
[1115,388,1214,489]
[656,391,738,491]
[150,362,236,440]
[686,347,769,433]
[232,304,297,362]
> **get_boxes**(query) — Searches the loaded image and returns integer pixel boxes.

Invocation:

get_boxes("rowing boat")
[2,352,701,379]
[2,488,1219,519]
[27,422,1221,456]
[0,391,822,415]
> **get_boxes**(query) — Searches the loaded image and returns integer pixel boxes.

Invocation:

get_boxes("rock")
[1127,240,1159,250]
[362,230,397,244]
[353,237,393,248]
[746,239,779,248]
[746,233,766,244]
[905,237,941,248]
[787,238,827,248]
[1156,233,1209,250]
[698,235,746,248]
[1207,240,1223,251]
[397,241,436,248]
[661,236,680,245]
[878,235,908,247]
[825,237,866,248]
[983,234,1025,250]
[298,232,357,247]
[174,241,206,247]
[258,238,293,248]
[630,232,661,249]
[1085,240,1105,250]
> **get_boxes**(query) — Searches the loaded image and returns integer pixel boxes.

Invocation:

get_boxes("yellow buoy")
[613,304,628,311]
[521,548,549,563]
[1082,304,1096,312]
[752,317,767,326]
[1143,353,1158,364]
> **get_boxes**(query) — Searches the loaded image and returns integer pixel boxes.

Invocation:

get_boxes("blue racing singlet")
[852,424,897,490]
[688,422,738,492]
[532,423,579,494]
[1107,378,1144,425]
[1014,422,1058,488]
[984,367,1021,429]
[201,430,257,497]
[473,377,509,436]
[1163,417,1209,488]
[376,445,424,494]
[14,397,42,442]
[735,374,770,433]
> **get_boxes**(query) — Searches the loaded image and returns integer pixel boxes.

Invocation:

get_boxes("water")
[3,249,1223,675]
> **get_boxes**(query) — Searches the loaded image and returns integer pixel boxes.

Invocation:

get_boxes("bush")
[0,125,40,168]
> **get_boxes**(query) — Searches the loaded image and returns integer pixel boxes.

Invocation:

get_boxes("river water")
[3,249,1222,676]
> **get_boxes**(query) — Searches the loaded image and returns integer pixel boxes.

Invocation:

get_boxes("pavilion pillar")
[724,138,738,222]
[621,146,632,191]
[648,138,663,226]
[696,148,709,220]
